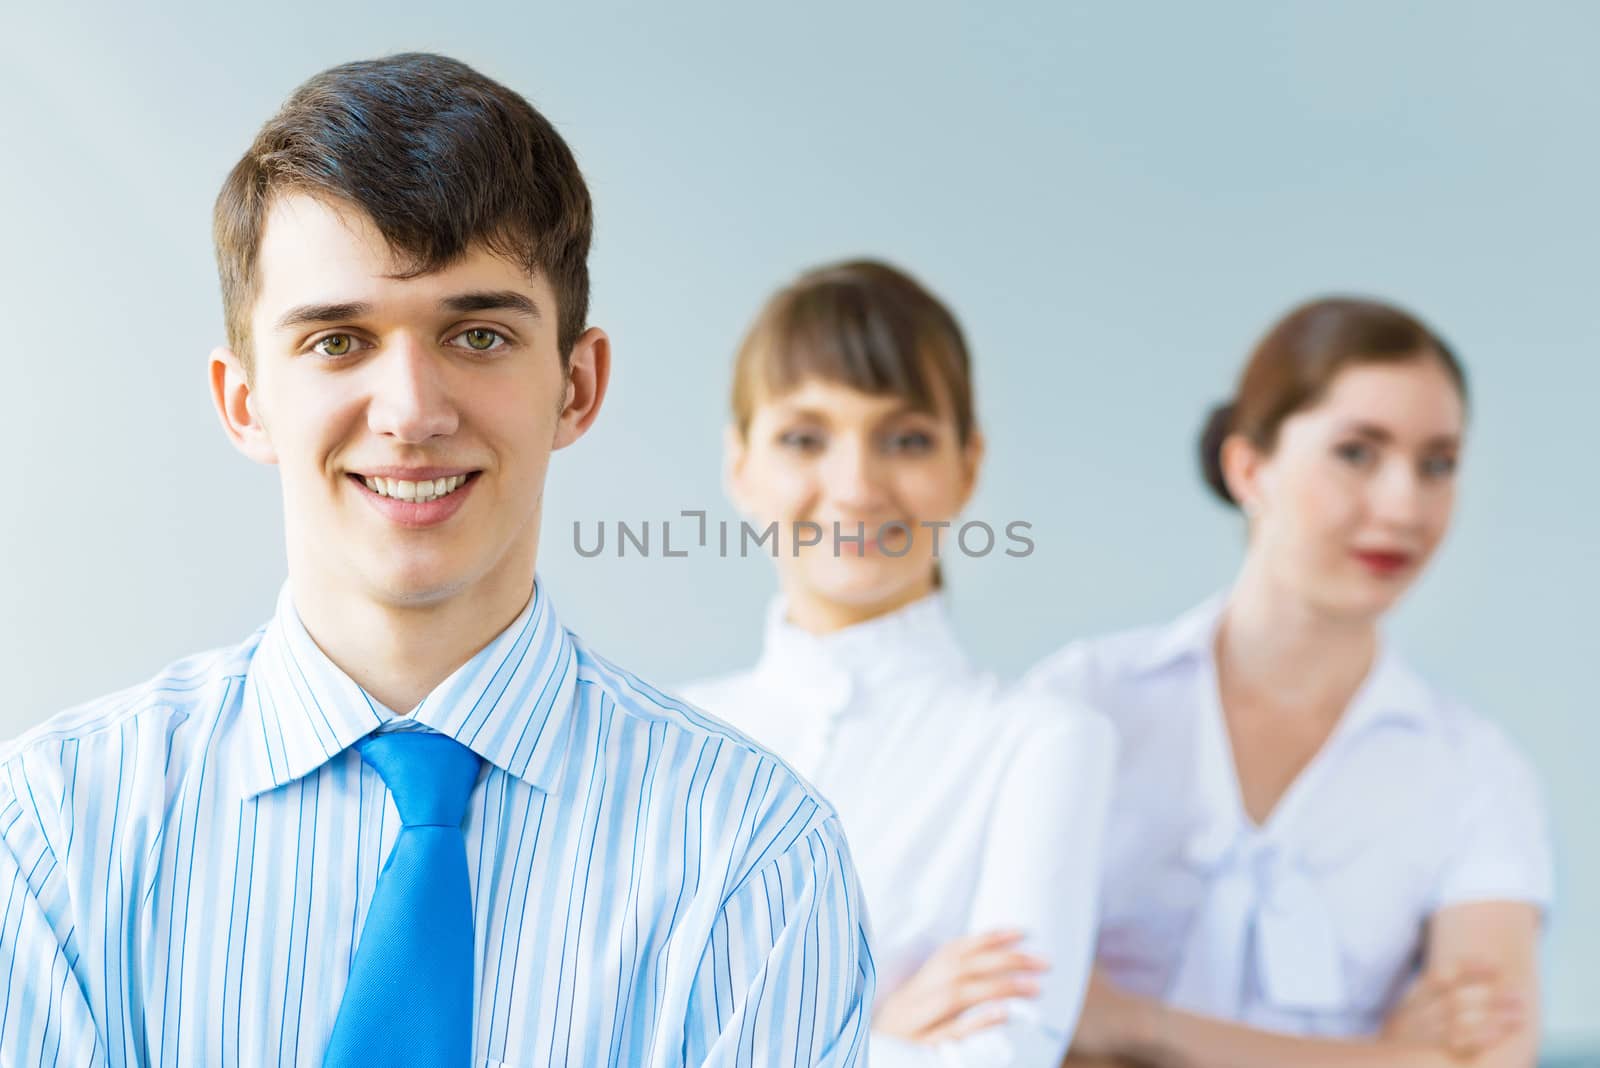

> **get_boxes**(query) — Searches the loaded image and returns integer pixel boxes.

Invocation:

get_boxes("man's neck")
[288,561,538,715]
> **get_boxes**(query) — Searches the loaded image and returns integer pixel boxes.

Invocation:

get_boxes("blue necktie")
[323,732,483,1067]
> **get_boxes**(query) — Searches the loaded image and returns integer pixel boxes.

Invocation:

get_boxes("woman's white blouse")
[680,593,1115,1068]
[1021,596,1554,1038]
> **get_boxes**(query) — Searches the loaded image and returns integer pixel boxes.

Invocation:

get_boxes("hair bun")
[1198,401,1238,507]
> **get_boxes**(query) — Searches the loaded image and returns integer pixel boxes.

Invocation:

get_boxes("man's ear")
[209,347,278,465]
[722,423,751,516]
[553,327,612,450]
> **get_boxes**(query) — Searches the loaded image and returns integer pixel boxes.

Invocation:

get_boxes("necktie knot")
[356,732,482,828]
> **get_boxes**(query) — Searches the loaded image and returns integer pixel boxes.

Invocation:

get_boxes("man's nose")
[365,336,459,443]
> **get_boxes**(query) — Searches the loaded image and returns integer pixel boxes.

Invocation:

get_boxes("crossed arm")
[869,711,1118,1067]
[1062,901,1541,1068]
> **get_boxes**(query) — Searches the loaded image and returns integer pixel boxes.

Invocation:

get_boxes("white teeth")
[359,474,468,502]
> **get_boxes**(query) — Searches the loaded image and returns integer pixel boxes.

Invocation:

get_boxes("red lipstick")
[1351,549,1413,577]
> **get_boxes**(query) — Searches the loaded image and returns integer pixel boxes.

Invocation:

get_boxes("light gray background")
[2,0,1594,1050]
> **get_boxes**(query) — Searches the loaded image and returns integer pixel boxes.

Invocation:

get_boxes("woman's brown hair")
[730,259,976,445]
[1200,296,1468,507]
[730,259,977,590]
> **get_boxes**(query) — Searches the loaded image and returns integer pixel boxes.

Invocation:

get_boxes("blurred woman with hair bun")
[1031,296,1554,1068]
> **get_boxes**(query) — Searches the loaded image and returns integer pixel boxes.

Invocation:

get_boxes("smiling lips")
[361,473,469,503]
[349,469,479,528]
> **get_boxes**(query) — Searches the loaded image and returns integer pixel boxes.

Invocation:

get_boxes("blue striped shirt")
[0,581,875,1066]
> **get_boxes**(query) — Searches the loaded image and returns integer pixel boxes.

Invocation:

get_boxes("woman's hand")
[874,929,1048,1044]
[1381,959,1526,1058]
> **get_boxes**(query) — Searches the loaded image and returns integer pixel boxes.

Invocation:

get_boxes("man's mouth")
[350,472,478,503]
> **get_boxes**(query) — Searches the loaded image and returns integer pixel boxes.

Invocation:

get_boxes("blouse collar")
[1134,592,1438,734]
[751,590,970,707]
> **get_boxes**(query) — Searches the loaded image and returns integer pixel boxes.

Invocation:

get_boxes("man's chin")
[357,560,477,609]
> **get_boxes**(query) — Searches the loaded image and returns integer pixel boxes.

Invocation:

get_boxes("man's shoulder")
[567,636,841,830]
[2,630,263,768]
[671,668,758,719]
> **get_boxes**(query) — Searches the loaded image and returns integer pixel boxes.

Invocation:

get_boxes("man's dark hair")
[214,52,592,370]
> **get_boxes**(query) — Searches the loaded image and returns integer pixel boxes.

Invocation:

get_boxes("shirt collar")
[1128,593,1228,676]
[237,578,579,799]
[1139,593,1437,733]
[752,590,969,700]
[1339,648,1437,733]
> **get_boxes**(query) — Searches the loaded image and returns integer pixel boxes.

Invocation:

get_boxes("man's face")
[218,193,598,610]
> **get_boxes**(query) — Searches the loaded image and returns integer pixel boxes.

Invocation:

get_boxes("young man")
[0,54,873,1066]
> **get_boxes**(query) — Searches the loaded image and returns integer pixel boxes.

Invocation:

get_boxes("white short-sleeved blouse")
[1022,596,1554,1038]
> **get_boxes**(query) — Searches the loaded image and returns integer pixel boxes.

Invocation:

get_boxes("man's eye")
[313,334,358,358]
[454,328,506,352]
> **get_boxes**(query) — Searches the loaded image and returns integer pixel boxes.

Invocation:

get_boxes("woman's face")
[727,375,981,622]
[1227,356,1466,621]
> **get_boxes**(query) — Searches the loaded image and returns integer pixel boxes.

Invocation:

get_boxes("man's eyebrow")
[272,292,539,332]
[443,290,541,318]
[275,301,373,332]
